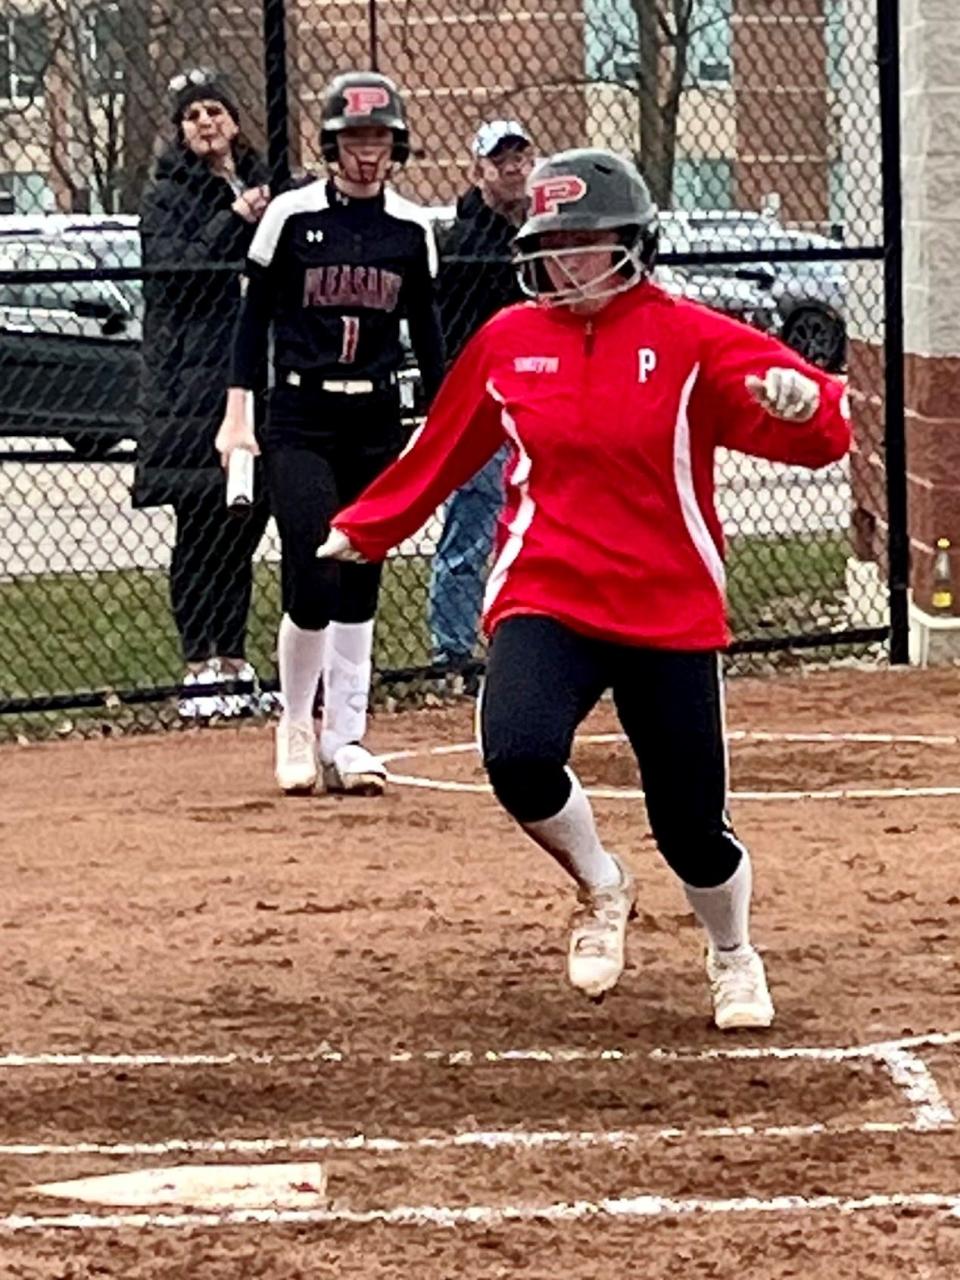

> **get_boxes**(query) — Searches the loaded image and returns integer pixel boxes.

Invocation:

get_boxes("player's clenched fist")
[745,368,820,422]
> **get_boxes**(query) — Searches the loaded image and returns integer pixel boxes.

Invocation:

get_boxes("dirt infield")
[2,666,960,1277]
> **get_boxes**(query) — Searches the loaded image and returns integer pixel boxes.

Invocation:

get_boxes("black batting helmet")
[319,71,410,164]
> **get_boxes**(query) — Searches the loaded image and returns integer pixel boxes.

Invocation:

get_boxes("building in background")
[0,0,265,214]
[0,0,846,223]
[582,0,839,226]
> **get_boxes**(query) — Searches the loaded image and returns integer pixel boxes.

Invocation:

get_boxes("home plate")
[33,1162,327,1210]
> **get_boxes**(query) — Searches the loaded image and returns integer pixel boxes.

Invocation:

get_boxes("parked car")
[0,202,844,460]
[659,209,847,372]
[0,224,141,458]
[426,203,780,340]
[654,262,778,335]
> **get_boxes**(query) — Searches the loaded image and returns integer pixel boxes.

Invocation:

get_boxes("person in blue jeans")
[428,120,535,673]
[428,445,508,665]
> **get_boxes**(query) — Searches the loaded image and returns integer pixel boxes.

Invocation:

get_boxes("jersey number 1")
[339,316,360,364]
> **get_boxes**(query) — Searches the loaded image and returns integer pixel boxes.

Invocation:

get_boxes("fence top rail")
[0,244,885,287]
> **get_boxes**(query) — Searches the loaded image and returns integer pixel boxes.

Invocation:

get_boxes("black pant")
[480,616,744,889]
[170,480,270,663]
[262,379,407,631]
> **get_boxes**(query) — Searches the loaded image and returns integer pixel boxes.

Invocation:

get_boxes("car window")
[0,244,130,314]
[14,276,128,313]
[64,232,143,309]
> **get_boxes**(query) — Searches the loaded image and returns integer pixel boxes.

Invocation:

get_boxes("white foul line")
[3,1190,960,1233]
[3,1029,960,1071]
[379,732,960,802]
[650,1028,960,1063]
[383,773,960,803]
[873,1048,956,1130]
[0,1115,940,1160]
[380,730,960,764]
[726,731,960,746]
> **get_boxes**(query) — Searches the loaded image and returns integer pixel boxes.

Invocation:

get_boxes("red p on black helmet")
[320,71,410,165]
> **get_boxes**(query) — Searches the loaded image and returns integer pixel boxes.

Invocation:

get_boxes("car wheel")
[781,306,846,373]
[62,432,123,460]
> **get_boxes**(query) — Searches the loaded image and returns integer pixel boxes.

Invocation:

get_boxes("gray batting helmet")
[514,148,659,302]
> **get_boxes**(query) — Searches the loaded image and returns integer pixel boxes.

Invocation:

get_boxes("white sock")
[523,769,622,891]
[684,848,752,952]
[277,614,326,725]
[320,619,374,763]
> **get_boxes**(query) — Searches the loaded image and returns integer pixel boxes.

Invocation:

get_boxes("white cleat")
[178,663,223,721]
[322,742,387,797]
[706,944,775,1031]
[219,662,261,719]
[275,718,318,795]
[567,857,637,1001]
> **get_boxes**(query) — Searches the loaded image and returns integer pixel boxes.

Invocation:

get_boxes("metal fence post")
[368,0,380,71]
[877,0,909,664]
[263,0,291,191]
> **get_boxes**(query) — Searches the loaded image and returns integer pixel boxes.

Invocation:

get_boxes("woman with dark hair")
[133,67,272,719]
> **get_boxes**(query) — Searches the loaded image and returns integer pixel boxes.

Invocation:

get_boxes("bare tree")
[2,0,268,214]
[117,0,166,212]
[42,0,125,210]
[584,0,730,207]
[9,0,171,213]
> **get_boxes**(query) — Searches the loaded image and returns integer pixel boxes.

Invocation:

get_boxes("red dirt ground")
[2,667,960,1277]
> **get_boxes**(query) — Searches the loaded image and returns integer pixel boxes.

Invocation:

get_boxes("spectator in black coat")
[133,68,272,719]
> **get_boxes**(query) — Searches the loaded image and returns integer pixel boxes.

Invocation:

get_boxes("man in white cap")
[428,120,536,684]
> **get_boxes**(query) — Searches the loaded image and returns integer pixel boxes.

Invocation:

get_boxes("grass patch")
[0,555,433,704]
[0,532,855,721]
[726,530,852,635]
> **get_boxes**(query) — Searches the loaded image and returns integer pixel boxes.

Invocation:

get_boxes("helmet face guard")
[513,150,659,305]
[515,228,653,306]
[320,73,410,167]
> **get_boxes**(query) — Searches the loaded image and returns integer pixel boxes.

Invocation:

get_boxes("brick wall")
[732,0,830,222]
[291,0,587,204]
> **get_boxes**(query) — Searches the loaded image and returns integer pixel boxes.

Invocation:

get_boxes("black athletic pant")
[480,615,745,889]
[262,378,408,631]
[170,481,270,663]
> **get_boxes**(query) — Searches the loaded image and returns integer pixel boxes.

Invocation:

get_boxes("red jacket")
[334,282,851,649]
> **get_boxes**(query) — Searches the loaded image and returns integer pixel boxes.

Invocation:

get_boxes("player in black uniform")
[216,71,444,796]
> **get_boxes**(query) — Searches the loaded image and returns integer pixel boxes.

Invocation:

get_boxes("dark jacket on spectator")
[437,186,525,364]
[133,141,268,508]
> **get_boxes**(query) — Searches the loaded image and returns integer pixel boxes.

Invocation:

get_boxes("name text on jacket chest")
[302,265,403,311]
[514,356,559,373]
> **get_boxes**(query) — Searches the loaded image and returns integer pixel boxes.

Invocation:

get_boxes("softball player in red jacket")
[318,148,851,1030]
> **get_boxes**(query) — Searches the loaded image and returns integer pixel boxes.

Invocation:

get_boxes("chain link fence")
[0,0,896,737]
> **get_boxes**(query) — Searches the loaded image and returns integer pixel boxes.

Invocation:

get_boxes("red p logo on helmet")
[342,85,391,116]
[530,174,588,217]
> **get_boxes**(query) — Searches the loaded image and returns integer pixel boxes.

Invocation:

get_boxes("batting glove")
[316,528,368,563]
[745,368,820,422]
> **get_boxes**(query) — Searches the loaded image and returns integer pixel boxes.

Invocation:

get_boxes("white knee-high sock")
[684,848,752,952]
[523,769,622,892]
[277,613,326,724]
[320,619,374,762]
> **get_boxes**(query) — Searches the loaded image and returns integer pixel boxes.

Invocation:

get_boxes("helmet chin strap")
[518,243,645,306]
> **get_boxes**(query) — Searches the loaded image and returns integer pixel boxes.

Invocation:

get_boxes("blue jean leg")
[428,448,507,660]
